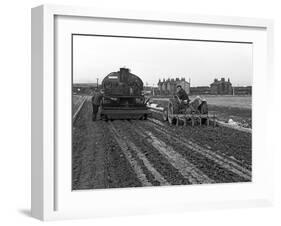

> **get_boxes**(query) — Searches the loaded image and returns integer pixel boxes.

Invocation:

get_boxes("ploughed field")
[204,95,252,128]
[72,97,252,190]
[200,95,251,109]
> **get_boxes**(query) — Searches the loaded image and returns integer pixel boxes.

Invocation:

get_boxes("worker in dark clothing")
[91,90,103,121]
[176,85,190,104]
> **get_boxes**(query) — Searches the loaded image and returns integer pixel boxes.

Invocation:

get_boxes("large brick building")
[189,77,251,96]
[190,86,211,95]
[158,78,190,95]
[210,78,233,95]
[233,86,252,95]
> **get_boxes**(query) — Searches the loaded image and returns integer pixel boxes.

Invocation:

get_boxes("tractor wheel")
[101,112,108,121]
[143,114,148,120]
[162,108,168,121]
[140,114,148,120]
[167,99,179,124]
[199,101,208,114]
[199,101,208,125]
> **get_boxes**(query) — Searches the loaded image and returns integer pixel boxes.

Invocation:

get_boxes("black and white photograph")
[72,34,252,190]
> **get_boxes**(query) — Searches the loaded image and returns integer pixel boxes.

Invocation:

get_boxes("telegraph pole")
[96,78,99,89]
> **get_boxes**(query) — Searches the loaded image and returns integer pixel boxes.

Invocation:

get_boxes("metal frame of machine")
[99,68,151,120]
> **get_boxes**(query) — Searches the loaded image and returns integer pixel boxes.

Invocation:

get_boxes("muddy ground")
[72,100,252,190]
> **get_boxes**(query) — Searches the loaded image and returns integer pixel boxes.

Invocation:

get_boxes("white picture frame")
[31,4,274,221]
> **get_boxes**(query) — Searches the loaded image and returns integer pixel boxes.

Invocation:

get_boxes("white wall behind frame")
[0,0,280,225]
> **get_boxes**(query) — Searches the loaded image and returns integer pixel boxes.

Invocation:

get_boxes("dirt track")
[72,100,252,190]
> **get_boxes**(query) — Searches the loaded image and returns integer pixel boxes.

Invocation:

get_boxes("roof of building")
[211,77,231,86]
[158,77,189,85]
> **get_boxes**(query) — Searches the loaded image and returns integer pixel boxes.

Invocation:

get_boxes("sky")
[73,35,252,87]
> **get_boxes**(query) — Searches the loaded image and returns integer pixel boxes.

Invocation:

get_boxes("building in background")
[190,77,251,96]
[190,86,211,95]
[210,78,233,95]
[158,77,190,95]
[143,86,160,96]
[232,86,252,95]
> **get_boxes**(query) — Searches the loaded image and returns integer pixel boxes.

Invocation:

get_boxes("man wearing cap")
[91,89,103,121]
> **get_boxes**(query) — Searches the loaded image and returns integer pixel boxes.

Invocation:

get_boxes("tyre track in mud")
[99,121,142,189]
[73,100,251,189]
[116,120,214,184]
[72,100,142,190]
[108,121,170,186]
[132,121,234,183]
[148,118,252,171]
[148,117,251,170]
[148,116,252,169]
[114,120,192,185]
[141,118,251,182]
[72,100,103,190]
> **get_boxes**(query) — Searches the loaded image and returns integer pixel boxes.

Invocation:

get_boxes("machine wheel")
[140,114,148,120]
[143,114,148,120]
[199,101,208,114]
[198,101,208,125]
[167,99,179,124]
[101,114,108,121]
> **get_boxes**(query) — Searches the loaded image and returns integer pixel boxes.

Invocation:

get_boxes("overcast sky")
[73,35,252,87]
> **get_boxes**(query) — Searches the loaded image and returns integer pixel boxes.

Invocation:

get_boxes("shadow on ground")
[18,209,32,217]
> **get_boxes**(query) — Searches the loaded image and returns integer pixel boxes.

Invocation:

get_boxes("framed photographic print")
[31,4,274,221]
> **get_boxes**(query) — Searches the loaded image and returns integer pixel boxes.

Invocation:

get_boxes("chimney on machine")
[119,67,130,82]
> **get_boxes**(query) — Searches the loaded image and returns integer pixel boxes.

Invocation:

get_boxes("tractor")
[162,95,214,126]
